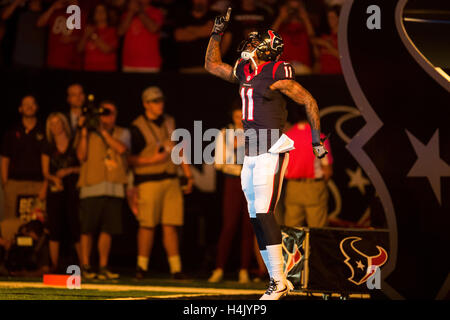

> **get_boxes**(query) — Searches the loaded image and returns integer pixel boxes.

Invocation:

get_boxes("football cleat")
[260,278,294,300]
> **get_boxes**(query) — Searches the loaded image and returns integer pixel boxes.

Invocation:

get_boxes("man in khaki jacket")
[76,100,130,280]
[129,86,193,279]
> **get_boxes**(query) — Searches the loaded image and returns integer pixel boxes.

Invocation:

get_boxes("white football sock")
[266,244,285,282]
[260,249,272,278]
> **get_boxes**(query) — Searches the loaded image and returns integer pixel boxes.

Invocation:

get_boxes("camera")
[82,94,112,131]
[5,220,47,272]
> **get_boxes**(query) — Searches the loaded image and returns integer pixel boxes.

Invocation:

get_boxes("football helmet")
[238,29,284,62]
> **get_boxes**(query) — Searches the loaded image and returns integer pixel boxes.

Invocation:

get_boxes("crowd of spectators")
[0,84,193,279]
[0,0,343,74]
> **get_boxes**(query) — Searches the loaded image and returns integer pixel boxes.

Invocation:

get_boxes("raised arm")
[77,25,94,53]
[137,10,161,33]
[36,0,64,27]
[204,35,236,83]
[204,7,237,83]
[118,0,140,36]
[76,128,88,162]
[99,129,128,155]
[1,0,22,21]
[270,79,328,158]
[298,2,316,37]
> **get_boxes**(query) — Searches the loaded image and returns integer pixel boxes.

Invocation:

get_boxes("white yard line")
[0,281,264,295]
[108,294,214,300]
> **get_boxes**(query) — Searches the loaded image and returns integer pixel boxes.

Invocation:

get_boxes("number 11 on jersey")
[240,87,254,121]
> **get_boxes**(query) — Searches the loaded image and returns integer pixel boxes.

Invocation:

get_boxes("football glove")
[211,7,232,36]
[312,134,330,159]
[312,142,328,159]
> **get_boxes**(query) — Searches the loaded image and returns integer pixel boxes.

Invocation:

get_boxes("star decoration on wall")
[406,129,450,206]
[346,167,371,195]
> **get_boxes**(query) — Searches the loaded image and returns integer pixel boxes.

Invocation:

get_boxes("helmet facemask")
[238,32,261,69]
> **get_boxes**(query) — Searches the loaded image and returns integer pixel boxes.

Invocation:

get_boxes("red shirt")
[319,33,342,74]
[285,123,333,179]
[122,7,163,69]
[279,22,311,67]
[84,26,118,71]
[46,10,84,70]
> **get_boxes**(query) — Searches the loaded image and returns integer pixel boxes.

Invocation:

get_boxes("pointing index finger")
[225,7,232,21]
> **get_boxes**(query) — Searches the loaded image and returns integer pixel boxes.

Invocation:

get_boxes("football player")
[204,8,328,300]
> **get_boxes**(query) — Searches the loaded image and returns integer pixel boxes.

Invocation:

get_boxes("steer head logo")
[339,237,388,285]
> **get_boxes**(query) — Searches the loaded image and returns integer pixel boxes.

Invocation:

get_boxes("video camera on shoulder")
[82,94,112,131]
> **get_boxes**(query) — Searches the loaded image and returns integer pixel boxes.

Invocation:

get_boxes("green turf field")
[0,276,274,300]
[0,275,371,300]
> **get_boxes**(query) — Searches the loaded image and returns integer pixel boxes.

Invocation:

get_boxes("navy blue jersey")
[234,59,295,155]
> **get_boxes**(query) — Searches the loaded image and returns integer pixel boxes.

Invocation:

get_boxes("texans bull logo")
[267,30,283,51]
[340,0,449,298]
[340,237,388,285]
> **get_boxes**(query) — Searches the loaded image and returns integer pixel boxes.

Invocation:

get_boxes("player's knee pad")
[255,212,282,246]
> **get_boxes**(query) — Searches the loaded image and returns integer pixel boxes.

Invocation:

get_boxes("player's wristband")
[311,129,321,145]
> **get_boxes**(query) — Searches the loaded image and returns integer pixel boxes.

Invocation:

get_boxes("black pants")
[46,174,80,243]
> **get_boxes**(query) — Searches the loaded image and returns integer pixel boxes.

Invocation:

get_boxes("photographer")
[76,100,130,280]
[129,86,192,279]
